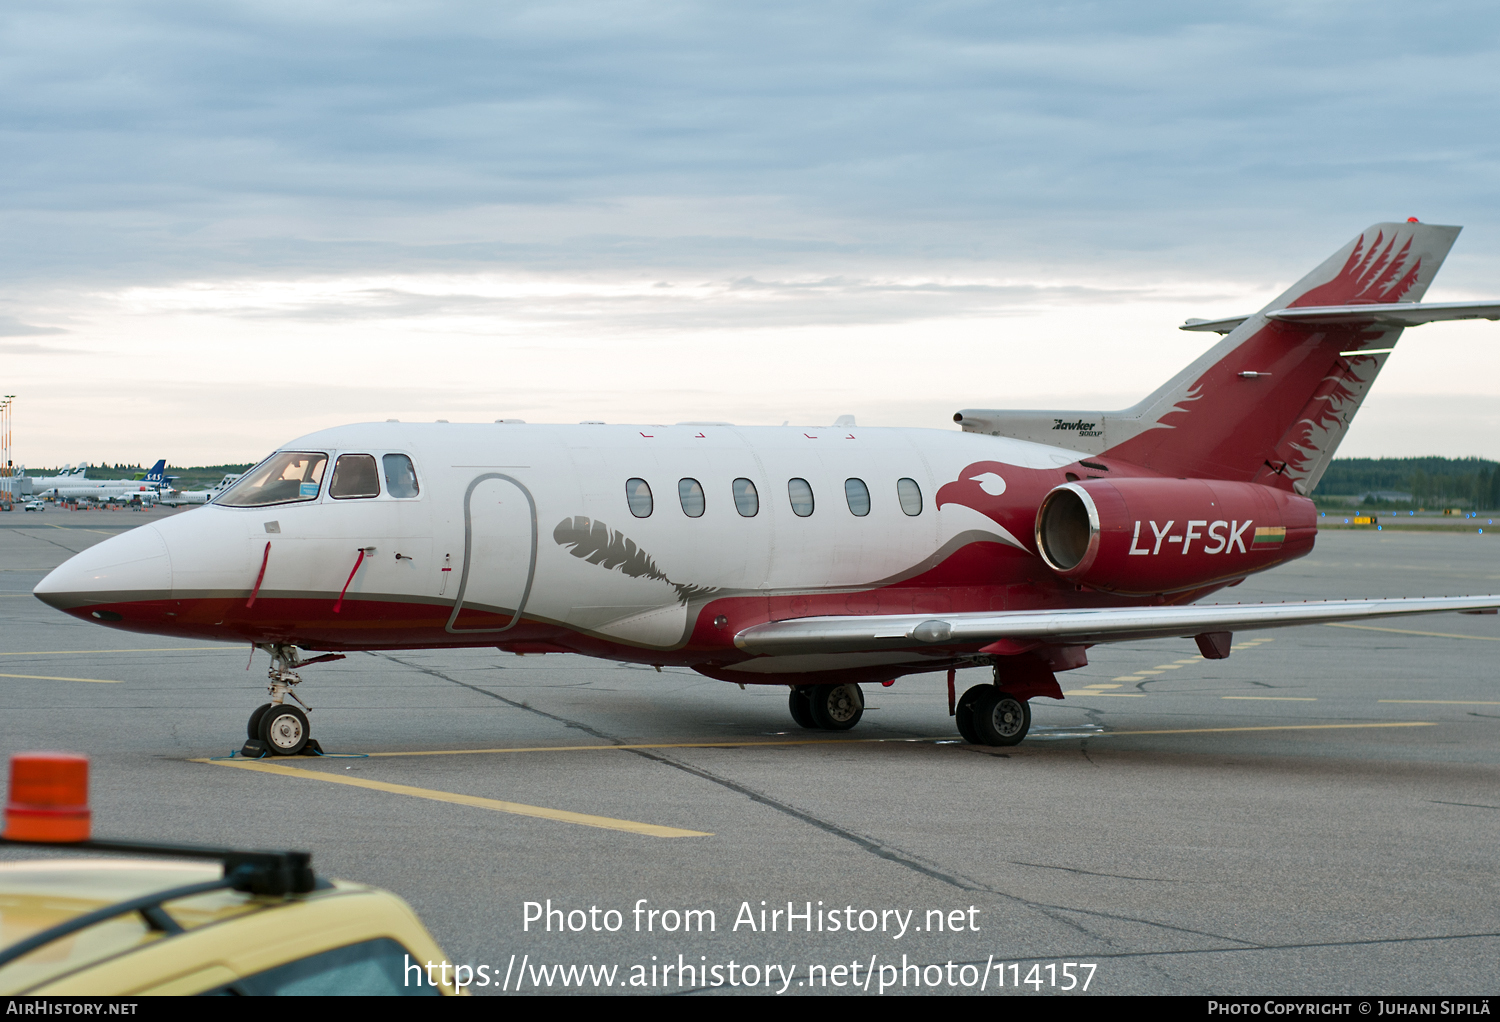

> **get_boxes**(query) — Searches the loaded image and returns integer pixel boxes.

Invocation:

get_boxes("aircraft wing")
[1181,300,1500,334]
[733,595,1500,655]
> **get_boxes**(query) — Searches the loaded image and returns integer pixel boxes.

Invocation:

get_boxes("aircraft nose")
[33,524,173,614]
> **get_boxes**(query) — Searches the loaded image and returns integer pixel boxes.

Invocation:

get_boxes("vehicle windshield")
[215,452,329,507]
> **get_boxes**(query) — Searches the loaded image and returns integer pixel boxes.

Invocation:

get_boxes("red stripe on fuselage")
[56,538,1207,682]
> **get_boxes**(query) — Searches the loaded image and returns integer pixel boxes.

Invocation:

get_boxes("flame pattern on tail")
[1288,229,1423,308]
[1099,221,1459,493]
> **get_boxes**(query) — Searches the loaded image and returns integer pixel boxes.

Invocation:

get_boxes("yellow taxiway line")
[1378,699,1500,706]
[1221,696,1317,701]
[192,723,1441,832]
[359,736,948,758]
[201,758,711,839]
[1325,623,1500,641]
[260,723,1440,762]
[1099,722,1436,736]
[0,672,121,684]
[34,523,124,535]
[0,647,233,656]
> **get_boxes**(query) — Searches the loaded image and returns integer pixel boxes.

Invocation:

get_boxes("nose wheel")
[239,644,325,758]
[259,705,310,756]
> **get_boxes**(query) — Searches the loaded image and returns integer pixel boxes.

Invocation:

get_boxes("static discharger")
[4,752,91,842]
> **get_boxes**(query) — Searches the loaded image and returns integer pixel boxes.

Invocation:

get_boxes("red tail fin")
[1100,221,1461,492]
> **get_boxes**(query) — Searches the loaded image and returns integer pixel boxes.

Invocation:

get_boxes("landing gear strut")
[788,683,865,731]
[240,644,321,758]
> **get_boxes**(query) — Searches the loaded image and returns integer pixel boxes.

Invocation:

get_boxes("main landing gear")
[955,678,1031,747]
[240,644,324,758]
[788,684,865,731]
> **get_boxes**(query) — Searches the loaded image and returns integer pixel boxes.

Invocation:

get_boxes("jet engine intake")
[1035,478,1316,595]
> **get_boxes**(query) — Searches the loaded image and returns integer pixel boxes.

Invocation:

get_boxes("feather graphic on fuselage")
[552,517,718,604]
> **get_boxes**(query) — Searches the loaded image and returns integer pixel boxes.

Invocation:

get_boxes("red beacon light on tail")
[3,752,91,843]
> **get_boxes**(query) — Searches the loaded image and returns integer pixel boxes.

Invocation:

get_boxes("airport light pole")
[0,395,13,505]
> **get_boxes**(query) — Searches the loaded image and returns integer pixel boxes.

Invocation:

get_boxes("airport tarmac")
[2,508,1497,996]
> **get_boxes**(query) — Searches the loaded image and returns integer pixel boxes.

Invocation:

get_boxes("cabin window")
[732,477,759,517]
[216,451,328,507]
[897,477,923,516]
[679,478,705,517]
[844,478,870,516]
[330,455,381,499]
[383,454,420,498]
[625,478,653,518]
[788,478,814,517]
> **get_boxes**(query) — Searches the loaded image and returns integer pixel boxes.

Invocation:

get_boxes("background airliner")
[159,473,242,507]
[32,221,1500,756]
[31,460,169,501]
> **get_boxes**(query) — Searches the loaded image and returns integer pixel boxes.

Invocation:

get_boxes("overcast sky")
[4,1,1500,466]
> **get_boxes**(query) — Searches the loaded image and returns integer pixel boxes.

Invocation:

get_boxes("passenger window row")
[625,476,922,519]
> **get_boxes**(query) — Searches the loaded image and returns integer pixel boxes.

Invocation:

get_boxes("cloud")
[108,272,1210,332]
[0,341,83,355]
[3,2,1499,464]
[0,315,68,337]
[1,2,1498,285]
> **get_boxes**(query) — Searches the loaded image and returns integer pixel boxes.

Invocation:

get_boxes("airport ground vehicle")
[22,500,43,512]
[30,221,1500,752]
[0,754,458,996]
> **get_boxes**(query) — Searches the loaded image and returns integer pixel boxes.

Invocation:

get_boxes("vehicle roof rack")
[0,836,326,971]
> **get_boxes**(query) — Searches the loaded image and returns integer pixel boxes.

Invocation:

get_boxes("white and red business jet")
[34,221,1500,755]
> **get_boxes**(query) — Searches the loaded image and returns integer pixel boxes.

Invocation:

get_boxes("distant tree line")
[1314,457,1500,509]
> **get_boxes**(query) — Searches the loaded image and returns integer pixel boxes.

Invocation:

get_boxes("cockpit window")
[215,452,328,507]
[330,455,381,499]
[383,454,420,498]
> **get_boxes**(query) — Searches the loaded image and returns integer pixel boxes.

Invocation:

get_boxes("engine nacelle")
[1034,478,1317,595]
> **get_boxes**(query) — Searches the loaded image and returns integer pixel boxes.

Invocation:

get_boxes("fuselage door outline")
[444,473,539,634]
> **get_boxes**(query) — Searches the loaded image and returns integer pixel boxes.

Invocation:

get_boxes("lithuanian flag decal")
[1252,526,1286,546]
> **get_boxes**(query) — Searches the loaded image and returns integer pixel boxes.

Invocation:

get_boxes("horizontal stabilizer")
[1182,300,1500,334]
[734,594,1500,656]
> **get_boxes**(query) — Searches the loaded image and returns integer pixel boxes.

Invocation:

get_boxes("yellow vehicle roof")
[0,857,457,995]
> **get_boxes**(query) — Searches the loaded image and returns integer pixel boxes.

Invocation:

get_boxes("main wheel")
[808,683,864,731]
[788,687,817,729]
[969,689,1030,746]
[955,685,988,744]
[258,704,310,756]
[247,703,272,740]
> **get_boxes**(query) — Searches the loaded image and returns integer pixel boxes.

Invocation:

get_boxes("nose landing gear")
[239,644,339,758]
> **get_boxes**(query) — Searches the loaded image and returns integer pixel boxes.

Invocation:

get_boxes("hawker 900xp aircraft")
[33,221,1500,755]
